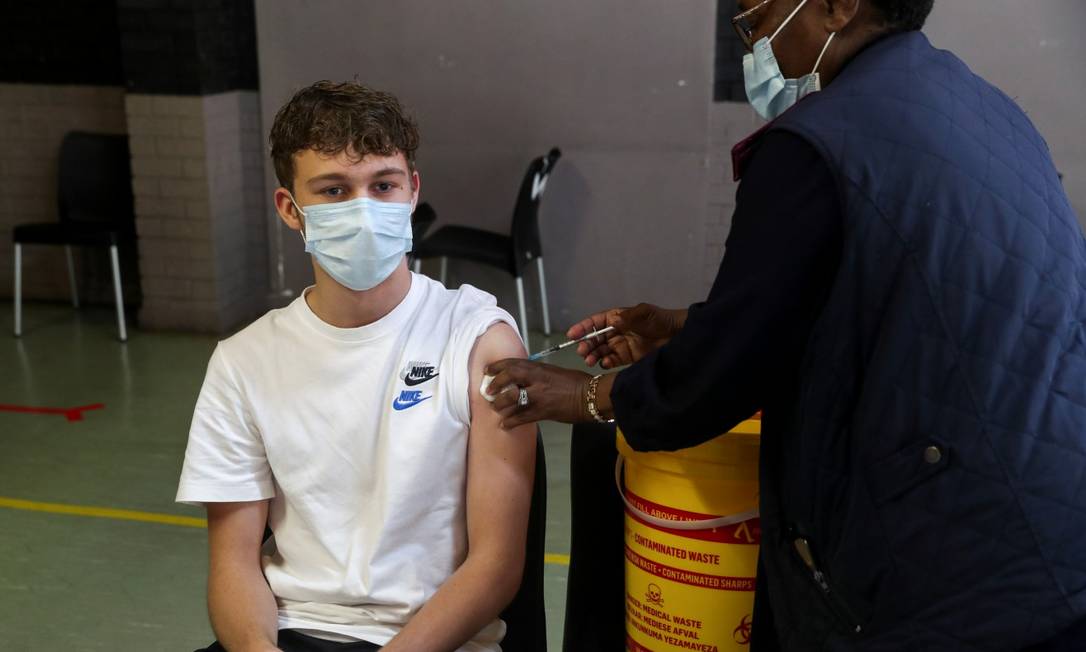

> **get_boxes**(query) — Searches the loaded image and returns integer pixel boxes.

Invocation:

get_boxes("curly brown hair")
[269,80,420,191]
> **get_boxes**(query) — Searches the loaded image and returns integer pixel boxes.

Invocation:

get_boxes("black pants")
[197,629,381,652]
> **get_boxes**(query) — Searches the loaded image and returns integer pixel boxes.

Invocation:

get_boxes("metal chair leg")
[65,245,79,308]
[412,258,422,274]
[515,276,529,349]
[109,245,128,342]
[14,243,22,337]
[439,256,448,285]
[536,257,551,336]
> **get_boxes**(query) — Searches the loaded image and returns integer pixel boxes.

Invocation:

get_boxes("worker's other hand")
[567,303,685,369]
[484,359,592,428]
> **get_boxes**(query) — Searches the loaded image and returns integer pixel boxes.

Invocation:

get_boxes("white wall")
[254,0,720,328]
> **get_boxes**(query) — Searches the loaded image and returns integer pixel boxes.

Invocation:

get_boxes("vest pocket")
[867,438,951,506]
[791,536,867,636]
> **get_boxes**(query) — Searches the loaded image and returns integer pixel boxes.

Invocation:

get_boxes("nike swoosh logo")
[404,372,439,386]
[392,394,432,411]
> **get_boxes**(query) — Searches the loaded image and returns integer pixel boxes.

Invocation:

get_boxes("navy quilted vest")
[756,31,1086,650]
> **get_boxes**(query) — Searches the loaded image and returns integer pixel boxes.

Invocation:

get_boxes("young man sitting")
[177,81,535,652]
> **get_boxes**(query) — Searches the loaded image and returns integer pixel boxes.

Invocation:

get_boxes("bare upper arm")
[206,500,270,569]
[464,322,536,560]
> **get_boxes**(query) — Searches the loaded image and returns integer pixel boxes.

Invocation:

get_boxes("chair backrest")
[58,131,135,226]
[410,201,438,245]
[498,429,549,651]
[511,148,561,273]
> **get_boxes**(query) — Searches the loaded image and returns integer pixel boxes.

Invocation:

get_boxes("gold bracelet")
[586,374,614,424]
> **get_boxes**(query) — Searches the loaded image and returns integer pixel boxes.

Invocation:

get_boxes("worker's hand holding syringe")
[481,302,689,428]
[566,303,688,369]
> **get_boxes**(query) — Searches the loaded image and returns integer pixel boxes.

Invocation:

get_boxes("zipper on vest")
[793,537,864,635]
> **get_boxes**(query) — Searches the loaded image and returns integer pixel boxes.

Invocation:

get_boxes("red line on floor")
[0,403,105,422]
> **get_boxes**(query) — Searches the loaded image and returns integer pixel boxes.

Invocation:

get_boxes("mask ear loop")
[810,32,836,75]
[769,0,811,43]
[287,192,308,244]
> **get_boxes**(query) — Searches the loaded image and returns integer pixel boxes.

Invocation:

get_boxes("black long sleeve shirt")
[612,131,843,451]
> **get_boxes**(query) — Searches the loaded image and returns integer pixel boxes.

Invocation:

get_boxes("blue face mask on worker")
[289,195,414,291]
[743,0,836,121]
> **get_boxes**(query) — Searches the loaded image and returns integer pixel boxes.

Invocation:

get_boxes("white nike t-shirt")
[176,273,518,650]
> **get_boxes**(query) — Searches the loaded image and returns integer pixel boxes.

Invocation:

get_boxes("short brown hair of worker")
[269,80,420,192]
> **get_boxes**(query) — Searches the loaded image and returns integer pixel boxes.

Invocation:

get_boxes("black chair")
[13,131,136,341]
[411,148,561,349]
[406,201,437,269]
[500,429,549,652]
[411,201,437,243]
[562,422,626,651]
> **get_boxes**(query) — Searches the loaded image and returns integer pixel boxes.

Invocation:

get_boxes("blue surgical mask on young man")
[743,0,836,121]
[290,195,413,291]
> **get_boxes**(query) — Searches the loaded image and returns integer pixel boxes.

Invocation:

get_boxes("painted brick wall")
[705,0,758,292]
[126,91,266,332]
[703,103,762,292]
[125,94,217,330]
[116,0,265,333]
[204,91,268,330]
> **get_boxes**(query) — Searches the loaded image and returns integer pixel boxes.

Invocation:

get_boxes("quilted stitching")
[760,32,1086,650]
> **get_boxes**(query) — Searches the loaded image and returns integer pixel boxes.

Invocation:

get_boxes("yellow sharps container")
[617,416,761,651]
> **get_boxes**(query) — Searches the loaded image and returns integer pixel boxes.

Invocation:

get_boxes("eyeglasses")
[731,0,776,51]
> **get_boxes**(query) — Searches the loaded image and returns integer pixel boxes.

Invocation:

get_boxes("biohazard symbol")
[733,613,752,645]
[645,583,664,607]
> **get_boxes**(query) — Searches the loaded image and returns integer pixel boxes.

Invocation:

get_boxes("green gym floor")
[0,300,576,651]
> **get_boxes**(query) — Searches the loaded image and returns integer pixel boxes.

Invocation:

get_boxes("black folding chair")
[500,429,549,651]
[411,201,437,243]
[411,148,561,349]
[12,131,136,341]
[406,201,437,269]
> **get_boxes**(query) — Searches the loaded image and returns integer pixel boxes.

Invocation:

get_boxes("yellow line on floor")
[0,496,208,528]
[0,496,573,566]
[544,553,571,565]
